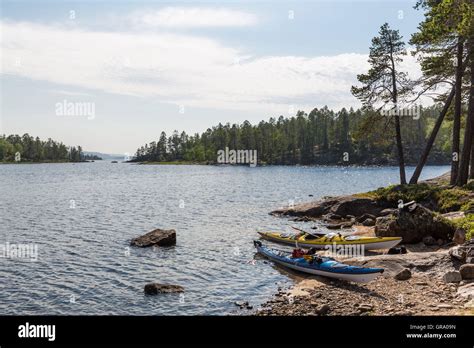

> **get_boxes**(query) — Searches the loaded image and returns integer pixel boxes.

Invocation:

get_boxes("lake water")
[0,163,449,315]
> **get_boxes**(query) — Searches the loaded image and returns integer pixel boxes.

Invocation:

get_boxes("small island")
[0,134,91,163]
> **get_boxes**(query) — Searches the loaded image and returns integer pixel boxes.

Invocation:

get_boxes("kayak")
[257,231,402,250]
[254,241,384,283]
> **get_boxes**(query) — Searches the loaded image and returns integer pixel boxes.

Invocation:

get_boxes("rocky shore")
[256,173,474,316]
[256,242,474,316]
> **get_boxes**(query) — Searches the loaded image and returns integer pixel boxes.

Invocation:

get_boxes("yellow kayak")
[257,231,402,250]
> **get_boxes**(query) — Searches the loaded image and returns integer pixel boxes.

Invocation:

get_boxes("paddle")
[291,225,327,237]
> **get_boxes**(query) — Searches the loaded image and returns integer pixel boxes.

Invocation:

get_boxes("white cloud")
[48,89,92,97]
[0,20,422,114]
[130,7,258,28]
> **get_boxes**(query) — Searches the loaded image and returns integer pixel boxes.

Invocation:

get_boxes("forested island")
[0,134,89,163]
[132,105,454,166]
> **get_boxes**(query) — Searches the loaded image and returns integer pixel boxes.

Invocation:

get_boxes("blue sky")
[1,0,425,154]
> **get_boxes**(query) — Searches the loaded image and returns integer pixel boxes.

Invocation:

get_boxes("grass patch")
[367,183,438,203]
[464,180,474,191]
[461,200,474,212]
[364,183,472,213]
[435,188,468,212]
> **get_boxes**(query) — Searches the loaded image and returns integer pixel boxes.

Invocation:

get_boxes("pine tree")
[352,23,410,184]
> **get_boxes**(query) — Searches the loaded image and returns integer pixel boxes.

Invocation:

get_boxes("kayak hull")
[258,232,402,251]
[254,242,383,283]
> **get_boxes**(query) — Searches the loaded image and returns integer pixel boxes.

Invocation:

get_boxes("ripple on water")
[0,163,449,314]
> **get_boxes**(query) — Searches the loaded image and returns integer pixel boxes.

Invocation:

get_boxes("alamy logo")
[55,99,95,120]
[18,322,55,341]
[380,104,421,120]
[324,242,365,259]
[216,147,257,167]
[0,242,38,261]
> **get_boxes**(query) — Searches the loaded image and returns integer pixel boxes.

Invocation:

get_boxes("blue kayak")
[254,241,384,283]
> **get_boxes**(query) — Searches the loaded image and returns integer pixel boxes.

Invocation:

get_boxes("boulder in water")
[131,228,176,247]
[144,283,184,295]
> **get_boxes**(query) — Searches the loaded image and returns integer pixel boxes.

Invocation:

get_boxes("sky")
[0,0,426,155]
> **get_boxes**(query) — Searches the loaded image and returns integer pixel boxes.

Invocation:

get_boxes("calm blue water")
[0,163,449,315]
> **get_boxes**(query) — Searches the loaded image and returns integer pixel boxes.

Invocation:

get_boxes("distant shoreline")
[136,161,204,165]
[0,160,94,164]
[134,161,451,167]
[0,160,451,167]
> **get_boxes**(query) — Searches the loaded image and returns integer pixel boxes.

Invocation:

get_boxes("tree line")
[0,134,84,162]
[133,105,455,165]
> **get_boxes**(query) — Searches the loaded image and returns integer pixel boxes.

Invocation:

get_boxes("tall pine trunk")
[390,43,406,185]
[470,142,474,179]
[394,115,407,184]
[457,41,474,186]
[409,87,456,184]
[450,39,464,184]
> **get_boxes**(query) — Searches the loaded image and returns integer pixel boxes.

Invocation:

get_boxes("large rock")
[131,228,176,247]
[422,235,437,246]
[449,246,467,262]
[271,198,338,217]
[270,196,390,219]
[374,204,455,244]
[329,197,388,219]
[449,243,474,263]
[394,268,412,281]
[459,264,474,280]
[345,249,452,278]
[356,213,376,223]
[379,208,396,216]
[453,228,466,245]
[457,283,474,299]
[144,283,184,295]
[443,271,462,283]
[362,218,376,227]
[316,304,330,316]
[325,221,354,230]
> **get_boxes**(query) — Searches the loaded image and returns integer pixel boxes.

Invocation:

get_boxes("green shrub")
[434,188,468,213]
[453,214,474,240]
[461,200,474,212]
[464,180,474,191]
